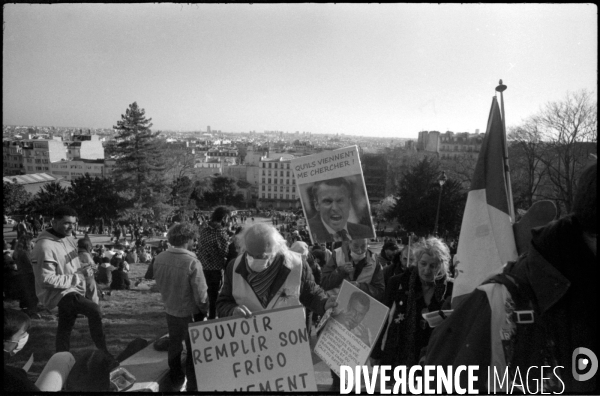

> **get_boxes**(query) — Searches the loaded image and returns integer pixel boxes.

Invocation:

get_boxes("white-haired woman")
[216,223,337,319]
[372,237,454,368]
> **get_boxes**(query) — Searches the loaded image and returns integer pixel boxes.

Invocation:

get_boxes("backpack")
[482,267,564,393]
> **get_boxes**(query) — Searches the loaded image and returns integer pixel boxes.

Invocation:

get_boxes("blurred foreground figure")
[4,308,76,392]
[425,161,598,393]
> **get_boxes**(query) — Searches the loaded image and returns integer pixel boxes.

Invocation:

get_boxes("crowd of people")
[3,161,597,393]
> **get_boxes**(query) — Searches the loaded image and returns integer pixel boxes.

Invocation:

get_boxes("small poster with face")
[290,146,375,244]
[314,281,389,378]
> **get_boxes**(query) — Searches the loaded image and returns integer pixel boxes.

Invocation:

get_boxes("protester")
[372,237,453,369]
[377,241,400,267]
[110,248,129,273]
[320,237,385,389]
[382,244,414,286]
[64,348,118,392]
[226,226,244,264]
[290,240,323,334]
[125,247,138,265]
[77,238,100,304]
[320,238,385,301]
[110,261,131,291]
[31,206,110,354]
[12,235,41,319]
[97,257,116,285]
[4,308,76,392]
[4,241,19,301]
[16,219,29,240]
[153,222,208,392]
[216,223,337,318]
[197,206,231,321]
[424,161,598,393]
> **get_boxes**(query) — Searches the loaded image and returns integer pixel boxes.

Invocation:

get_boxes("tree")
[387,157,466,237]
[529,90,597,214]
[3,182,31,215]
[170,176,194,208]
[162,142,197,180]
[374,195,396,221]
[440,153,478,188]
[68,174,127,224]
[25,182,70,216]
[112,102,168,208]
[508,122,548,210]
[199,176,244,208]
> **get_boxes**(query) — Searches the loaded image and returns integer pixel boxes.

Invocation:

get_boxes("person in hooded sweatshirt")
[31,206,110,355]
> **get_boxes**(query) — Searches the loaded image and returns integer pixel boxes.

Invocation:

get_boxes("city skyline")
[3,4,597,138]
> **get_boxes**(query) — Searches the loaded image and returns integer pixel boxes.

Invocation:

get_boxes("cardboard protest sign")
[314,281,388,377]
[188,306,317,392]
[290,146,375,244]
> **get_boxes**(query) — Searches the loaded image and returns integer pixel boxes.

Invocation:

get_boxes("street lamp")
[433,171,447,236]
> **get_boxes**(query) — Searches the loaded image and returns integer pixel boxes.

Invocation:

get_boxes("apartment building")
[50,158,105,181]
[256,156,301,210]
[22,138,66,174]
[2,140,25,176]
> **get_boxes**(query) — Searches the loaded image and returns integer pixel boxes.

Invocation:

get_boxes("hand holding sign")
[232,305,253,318]
[342,263,355,277]
[324,295,338,311]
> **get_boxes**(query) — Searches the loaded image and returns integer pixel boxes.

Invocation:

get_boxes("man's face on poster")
[314,183,352,232]
[339,299,369,330]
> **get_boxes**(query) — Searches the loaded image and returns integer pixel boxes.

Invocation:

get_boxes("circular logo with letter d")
[572,347,598,382]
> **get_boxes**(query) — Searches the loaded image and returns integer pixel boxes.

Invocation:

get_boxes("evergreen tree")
[112,102,168,208]
[387,157,466,237]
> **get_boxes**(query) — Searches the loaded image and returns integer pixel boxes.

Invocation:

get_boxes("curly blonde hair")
[412,237,451,280]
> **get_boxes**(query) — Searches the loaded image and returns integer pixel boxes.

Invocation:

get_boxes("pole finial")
[495,79,507,93]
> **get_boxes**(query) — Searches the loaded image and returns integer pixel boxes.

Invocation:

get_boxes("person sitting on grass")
[4,308,76,392]
[110,261,131,291]
[97,257,116,285]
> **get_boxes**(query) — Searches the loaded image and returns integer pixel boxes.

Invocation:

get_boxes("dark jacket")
[110,265,130,290]
[372,266,453,366]
[320,249,385,301]
[424,215,598,393]
[4,353,40,392]
[216,252,329,318]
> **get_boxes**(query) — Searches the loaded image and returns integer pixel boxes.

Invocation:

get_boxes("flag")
[452,96,518,307]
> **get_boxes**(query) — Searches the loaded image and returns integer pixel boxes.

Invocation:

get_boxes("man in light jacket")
[31,206,109,354]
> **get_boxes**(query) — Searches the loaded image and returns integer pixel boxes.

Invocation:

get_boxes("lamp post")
[433,171,447,236]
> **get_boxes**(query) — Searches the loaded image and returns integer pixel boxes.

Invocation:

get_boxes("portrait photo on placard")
[299,174,375,244]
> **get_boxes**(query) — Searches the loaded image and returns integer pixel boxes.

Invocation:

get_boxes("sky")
[3,4,597,138]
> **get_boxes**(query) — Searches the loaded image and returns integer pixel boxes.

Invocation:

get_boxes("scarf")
[400,269,449,366]
[246,254,283,308]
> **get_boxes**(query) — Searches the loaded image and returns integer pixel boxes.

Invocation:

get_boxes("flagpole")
[495,79,516,222]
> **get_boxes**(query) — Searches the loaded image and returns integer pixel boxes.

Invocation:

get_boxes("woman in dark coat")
[372,237,453,368]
